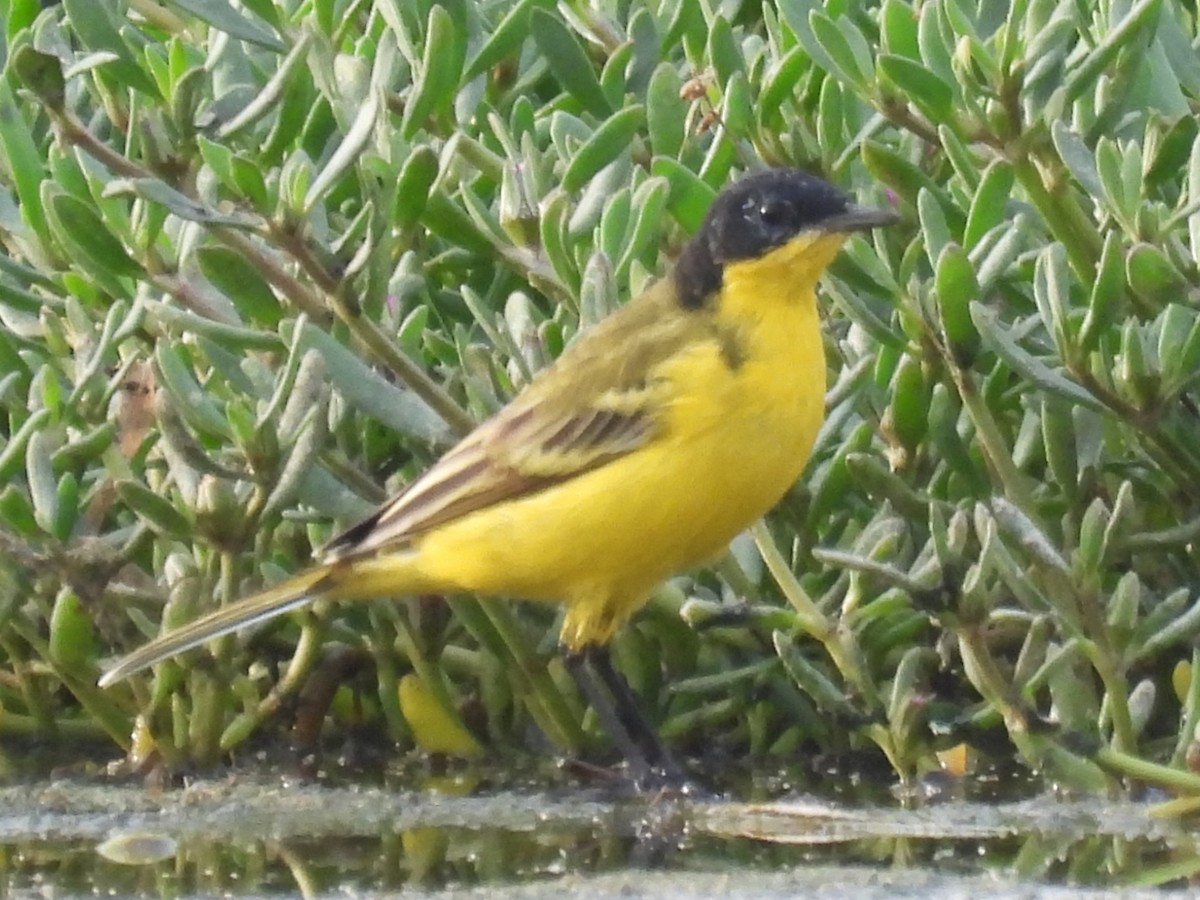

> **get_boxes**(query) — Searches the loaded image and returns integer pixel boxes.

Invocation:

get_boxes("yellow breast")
[411,237,830,647]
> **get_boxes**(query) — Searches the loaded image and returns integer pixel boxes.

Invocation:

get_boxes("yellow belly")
[410,293,826,649]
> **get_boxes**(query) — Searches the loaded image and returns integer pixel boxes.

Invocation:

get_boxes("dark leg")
[587,645,682,778]
[563,644,687,788]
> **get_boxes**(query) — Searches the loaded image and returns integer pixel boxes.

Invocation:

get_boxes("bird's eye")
[758,198,791,229]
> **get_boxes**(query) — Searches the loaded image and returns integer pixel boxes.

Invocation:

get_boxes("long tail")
[99,566,339,687]
[100,551,439,687]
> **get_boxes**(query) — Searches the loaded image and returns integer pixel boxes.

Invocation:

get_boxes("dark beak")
[820,203,900,233]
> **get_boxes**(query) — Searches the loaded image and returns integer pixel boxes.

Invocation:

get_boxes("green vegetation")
[1,0,1199,797]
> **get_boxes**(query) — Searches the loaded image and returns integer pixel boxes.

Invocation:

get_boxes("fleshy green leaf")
[650,157,716,233]
[964,160,1014,250]
[971,304,1105,412]
[646,63,686,159]
[935,243,980,366]
[196,246,282,325]
[530,8,612,118]
[561,105,644,193]
[402,5,466,138]
[165,0,283,50]
[878,54,953,123]
[62,0,160,96]
[1126,242,1186,306]
[45,190,141,284]
[297,322,448,443]
[464,0,550,82]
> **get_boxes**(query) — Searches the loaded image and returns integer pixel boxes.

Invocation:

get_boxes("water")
[2,768,1197,897]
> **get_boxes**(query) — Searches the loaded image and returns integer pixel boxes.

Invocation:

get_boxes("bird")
[100,167,897,782]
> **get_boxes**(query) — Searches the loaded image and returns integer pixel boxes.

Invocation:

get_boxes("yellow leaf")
[937,742,969,777]
[398,674,483,758]
[1173,660,1192,704]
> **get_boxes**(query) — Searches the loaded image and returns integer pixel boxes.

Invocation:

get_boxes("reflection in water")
[0,823,1053,896]
[2,771,1198,896]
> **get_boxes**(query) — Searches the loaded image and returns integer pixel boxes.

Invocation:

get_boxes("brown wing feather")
[324,393,656,559]
[322,276,717,561]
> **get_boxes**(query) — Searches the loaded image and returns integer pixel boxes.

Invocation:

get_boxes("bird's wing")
[323,281,710,559]
[327,396,658,558]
